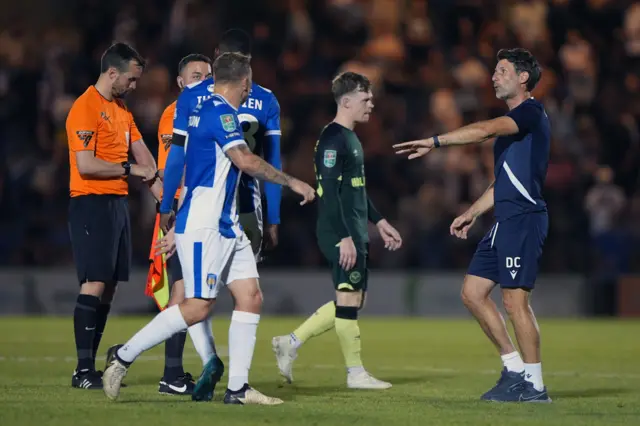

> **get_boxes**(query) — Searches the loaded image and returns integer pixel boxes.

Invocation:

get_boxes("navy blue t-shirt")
[493,98,550,221]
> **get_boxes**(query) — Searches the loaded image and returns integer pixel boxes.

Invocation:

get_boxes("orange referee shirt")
[157,101,180,199]
[66,86,142,197]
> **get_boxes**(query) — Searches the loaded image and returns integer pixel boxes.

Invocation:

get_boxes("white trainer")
[272,335,297,383]
[226,387,284,405]
[103,358,129,400]
[347,371,392,390]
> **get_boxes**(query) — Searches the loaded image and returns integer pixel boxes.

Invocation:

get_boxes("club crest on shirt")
[160,134,172,150]
[220,114,236,132]
[76,130,95,147]
[323,150,337,168]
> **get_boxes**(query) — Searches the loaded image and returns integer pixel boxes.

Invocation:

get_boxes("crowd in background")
[0,0,639,280]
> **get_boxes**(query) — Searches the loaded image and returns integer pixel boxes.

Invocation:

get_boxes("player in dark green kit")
[272,72,402,389]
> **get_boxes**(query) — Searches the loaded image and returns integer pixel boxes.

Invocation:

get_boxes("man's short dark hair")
[213,52,251,84]
[331,72,372,102]
[218,29,252,56]
[178,53,212,75]
[497,48,542,92]
[100,42,146,73]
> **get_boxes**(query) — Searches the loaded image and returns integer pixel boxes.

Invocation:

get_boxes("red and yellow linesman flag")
[145,213,170,310]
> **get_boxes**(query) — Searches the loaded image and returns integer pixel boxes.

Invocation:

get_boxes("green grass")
[1,317,639,425]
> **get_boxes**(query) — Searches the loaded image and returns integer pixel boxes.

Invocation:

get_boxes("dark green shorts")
[319,242,369,292]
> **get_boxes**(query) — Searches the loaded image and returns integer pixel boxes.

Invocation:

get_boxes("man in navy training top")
[394,48,551,403]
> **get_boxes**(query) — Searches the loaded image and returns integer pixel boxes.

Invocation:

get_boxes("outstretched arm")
[225,144,315,205]
[430,117,519,147]
[395,101,546,158]
[226,144,292,186]
[394,117,520,159]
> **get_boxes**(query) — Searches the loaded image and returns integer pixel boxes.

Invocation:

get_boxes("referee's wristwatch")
[121,161,131,176]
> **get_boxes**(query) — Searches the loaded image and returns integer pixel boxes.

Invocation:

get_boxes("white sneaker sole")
[348,382,393,390]
[272,337,294,384]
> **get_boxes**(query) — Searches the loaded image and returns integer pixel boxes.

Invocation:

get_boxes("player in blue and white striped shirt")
[102,53,315,405]
[172,29,283,261]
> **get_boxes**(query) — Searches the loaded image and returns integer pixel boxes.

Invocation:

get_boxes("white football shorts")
[175,229,259,299]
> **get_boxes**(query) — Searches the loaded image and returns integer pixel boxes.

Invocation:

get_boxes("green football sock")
[335,306,362,368]
[292,301,336,343]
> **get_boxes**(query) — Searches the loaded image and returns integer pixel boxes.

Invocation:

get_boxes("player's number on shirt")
[238,113,259,152]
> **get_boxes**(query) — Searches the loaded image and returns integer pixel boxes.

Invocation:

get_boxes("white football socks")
[524,362,544,391]
[118,305,187,363]
[188,314,216,366]
[227,310,260,391]
[289,333,302,349]
[501,351,525,373]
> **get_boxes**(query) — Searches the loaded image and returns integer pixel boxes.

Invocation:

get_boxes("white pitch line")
[0,347,229,363]
[1,354,638,380]
[267,363,640,380]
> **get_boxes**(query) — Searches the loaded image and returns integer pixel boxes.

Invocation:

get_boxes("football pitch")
[1,317,639,426]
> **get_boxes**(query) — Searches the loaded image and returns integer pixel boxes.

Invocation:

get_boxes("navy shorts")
[467,212,548,290]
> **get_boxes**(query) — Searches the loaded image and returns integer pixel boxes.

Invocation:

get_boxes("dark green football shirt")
[313,122,383,251]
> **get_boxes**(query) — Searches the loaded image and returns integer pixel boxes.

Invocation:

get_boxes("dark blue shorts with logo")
[467,212,548,290]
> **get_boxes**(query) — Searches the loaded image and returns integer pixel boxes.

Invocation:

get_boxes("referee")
[65,42,161,390]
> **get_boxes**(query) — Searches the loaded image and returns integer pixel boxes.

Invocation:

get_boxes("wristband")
[433,135,441,148]
[121,161,131,176]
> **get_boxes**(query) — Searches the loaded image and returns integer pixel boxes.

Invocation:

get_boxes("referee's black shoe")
[72,369,103,390]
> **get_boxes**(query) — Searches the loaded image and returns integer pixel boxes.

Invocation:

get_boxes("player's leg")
[328,249,389,389]
[461,275,520,360]
[93,282,115,369]
[495,213,551,402]
[158,239,200,395]
[464,224,528,400]
[102,230,222,401]
[223,234,283,405]
[272,242,338,383]
[272,300,335,383]
[68,195,120,389]
[158,274,194,395]
[163,278,188,381]
[96,198,130,371]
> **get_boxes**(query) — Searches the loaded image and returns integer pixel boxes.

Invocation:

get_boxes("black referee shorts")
[68,194,131,285]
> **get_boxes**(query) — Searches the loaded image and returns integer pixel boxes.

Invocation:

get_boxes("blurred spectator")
[0,0,639,275]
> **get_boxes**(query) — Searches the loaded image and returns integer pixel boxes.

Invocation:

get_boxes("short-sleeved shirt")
[174,95,247,237]
[173,79,282,222]
[66,86,142,197]
[493,98,550,221]
[157,101,180,199]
